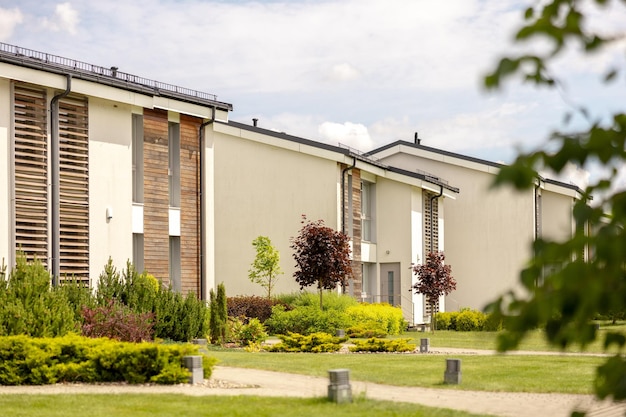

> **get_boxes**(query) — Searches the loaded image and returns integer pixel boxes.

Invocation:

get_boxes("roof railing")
[0,42,222,104]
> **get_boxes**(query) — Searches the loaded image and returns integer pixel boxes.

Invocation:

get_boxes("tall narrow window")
[132,114,144,203]
[133,233,144,273]
[168,122,180,208]
[169,236,181,291]
[361,181,375,242]
[387,271,395,305]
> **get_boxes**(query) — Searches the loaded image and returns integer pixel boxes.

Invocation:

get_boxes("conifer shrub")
[0,255,77,337]
[267,332,347,353]
[0,334,216,385]
[349,338,414,353]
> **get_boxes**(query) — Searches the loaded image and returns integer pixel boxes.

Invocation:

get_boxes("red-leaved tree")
[290,216,353,309]
[412,252,456,330]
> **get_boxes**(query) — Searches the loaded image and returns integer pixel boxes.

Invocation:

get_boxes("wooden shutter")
[59,95,89,283]
[13,84,48,265]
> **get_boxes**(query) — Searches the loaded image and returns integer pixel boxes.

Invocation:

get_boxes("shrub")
[455,309,485,331]
[0,334,216,385]
[345,303,405,336]
[81,301,154,342]
[228,317,268,346]
[267,332,347,353]
[346,325,387,339]
[349,338,414,353]
[209,283,228,344]
[288,291,358,311]
[434,312,456,331]
[0,255,78,337]
[227,296,275,322]
[264,305,353,335]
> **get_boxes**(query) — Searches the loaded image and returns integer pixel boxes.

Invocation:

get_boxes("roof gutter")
[198,107,216,301]
[50,74,72,286]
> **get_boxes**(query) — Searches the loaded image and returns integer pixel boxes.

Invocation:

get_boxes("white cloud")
[325,63,360,82]
[318,121,373,150]
[540,162,590,190]
[41,2,79,35]
[0,7,23,41]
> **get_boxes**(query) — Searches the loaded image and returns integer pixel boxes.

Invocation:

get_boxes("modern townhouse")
[368,140,585,311]
[0,43,459,325]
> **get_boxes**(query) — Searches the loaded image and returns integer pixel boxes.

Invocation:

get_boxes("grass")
[0,394,492,417]
[206,348,604,394]
[398,324,626,353]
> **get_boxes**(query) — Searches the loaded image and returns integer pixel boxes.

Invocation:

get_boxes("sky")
[1,0,625,191]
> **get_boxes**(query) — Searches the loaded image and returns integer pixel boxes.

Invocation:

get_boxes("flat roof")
[0,42,233,112]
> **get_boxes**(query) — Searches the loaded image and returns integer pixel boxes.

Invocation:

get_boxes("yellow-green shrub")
[345,303,405,336]
[0,334,216,385]
[267,332,347,353]
[349,338,414,353]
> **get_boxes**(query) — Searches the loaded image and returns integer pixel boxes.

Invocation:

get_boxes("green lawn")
[0,394,493,417]
[396,325,626,353]
[207,348,604,394]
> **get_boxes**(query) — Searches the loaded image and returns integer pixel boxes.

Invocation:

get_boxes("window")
[387,271,395,305]
[168,122,180,208]
[169,236,181,291]
[133,233,144,273]
[132,114,144,203]
[361,181,375,242]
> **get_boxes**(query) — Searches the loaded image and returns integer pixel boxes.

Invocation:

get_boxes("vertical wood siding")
[142,109,170,284]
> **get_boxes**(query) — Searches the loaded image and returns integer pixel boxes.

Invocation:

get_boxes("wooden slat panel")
[14,84,49,268]
[58,95,89,283]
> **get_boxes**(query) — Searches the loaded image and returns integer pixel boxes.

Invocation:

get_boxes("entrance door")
[380,263,401,306]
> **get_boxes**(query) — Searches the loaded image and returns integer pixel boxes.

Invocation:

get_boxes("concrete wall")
[378,149,534,311]
[88,97,134,283]
[209,124,341,297]
[541,187,575,242]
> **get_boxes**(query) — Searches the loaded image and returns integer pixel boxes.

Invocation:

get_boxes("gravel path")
[0,348,624,417]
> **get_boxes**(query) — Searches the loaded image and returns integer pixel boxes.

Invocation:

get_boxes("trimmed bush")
[434,309,501,331]
[267,332,348,353]
[0,334,216,385]
[349,338,415,353]
[346,325,387,339]
[227,296,275,322]
[264,305,353,335]
[345,303,405,336]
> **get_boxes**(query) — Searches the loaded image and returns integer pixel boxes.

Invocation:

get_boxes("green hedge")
[0,334,216,385]
[345,303,405,336]
[434,309,503,331]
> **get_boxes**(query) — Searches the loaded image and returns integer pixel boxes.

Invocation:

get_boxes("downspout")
[429,185,443,253]
[341,156,356,234]
[198,107,216,301]
[50,74,72,286]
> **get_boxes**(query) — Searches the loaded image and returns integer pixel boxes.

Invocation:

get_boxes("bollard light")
[444,358,461,384]
[183,355,204,384]
[328,369,352,403]
[420,338,430,353]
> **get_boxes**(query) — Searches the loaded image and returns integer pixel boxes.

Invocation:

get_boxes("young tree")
[484,0,626,403]
[248,236,283,299]
[290,216,352,309]
[209,283,228,344]
[412,252,456,331]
